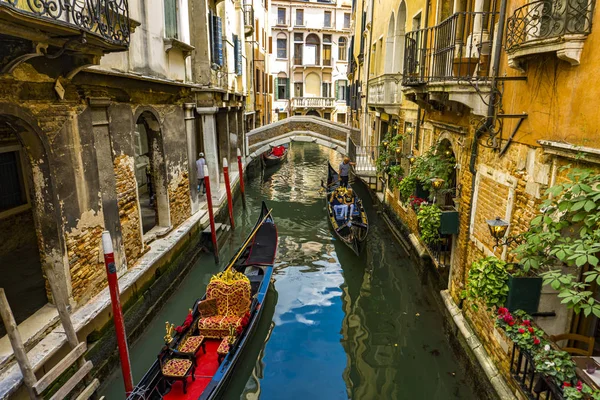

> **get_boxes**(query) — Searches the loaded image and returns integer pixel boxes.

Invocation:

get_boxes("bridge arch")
[244,116,359,161]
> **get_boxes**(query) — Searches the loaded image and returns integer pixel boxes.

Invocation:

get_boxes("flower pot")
[439,206,459,235]
[506,274,542,314]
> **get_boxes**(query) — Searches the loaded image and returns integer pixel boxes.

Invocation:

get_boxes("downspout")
[463,0,508,298]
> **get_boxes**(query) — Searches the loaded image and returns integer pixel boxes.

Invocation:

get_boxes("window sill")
[276,58,288,61]
[507,34,588,72]
[163,37,195,58]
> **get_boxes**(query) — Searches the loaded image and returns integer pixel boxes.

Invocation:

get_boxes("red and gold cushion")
[217,337,232,355]
[198,298,217,317]
[198,316,242,338]
[205,273,251,317]
[178,335,204,353]
[162,358,192,378]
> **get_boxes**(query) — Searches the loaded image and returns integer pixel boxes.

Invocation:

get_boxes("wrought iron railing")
[0,0,130,45]
[292,97,335,108]
[510,344,566,400]
[426,238,452,268]
[403,11,498,85]
[505,0,595,51]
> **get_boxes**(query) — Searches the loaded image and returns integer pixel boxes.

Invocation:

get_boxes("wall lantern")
[382,140,389,147]
[395,147,401,154]
[431,178,445,190]
[407,153,416,164]
[406,125,413,135]
[486,216,521,247]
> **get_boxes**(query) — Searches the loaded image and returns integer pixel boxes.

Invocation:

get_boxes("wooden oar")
[225,208,273,272]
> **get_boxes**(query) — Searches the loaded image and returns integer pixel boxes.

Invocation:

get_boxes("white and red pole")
[237,148,245,203]
[223,158,235,230]
[101,231,133,396]
[204,165,219,262]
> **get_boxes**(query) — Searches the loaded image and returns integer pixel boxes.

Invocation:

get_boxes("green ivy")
[417,204,442,245]
[513,166,600,317]
[410,147,456,197]
[462,257,510,311]
[398,175,417,203]
[388,165,406,191]
[376,131,405,174]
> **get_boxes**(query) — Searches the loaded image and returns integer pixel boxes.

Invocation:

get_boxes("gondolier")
[338,157,355,188]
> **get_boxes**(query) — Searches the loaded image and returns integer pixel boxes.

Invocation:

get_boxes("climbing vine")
[417,204,442,245]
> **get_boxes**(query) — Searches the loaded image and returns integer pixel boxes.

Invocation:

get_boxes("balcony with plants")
[505,0,595,70]
[461,166,600,399]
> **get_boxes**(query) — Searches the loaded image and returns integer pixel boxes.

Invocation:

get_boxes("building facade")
[350,0,600,396]
[270,0,352,124]
[0,0,253,394]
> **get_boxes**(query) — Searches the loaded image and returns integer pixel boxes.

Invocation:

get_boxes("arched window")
[305,34,320,65]
[277,33,287,59]
[338,37,347,61]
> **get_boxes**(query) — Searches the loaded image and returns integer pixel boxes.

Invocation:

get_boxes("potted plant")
[505,263,543,315]
[417,204,442,245]
[439,205,459,235]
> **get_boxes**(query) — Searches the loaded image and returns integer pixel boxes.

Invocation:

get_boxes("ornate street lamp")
[382,140,389,147]
[406,125,413,135]
[431,178,445,190]
[486,216,520,247]
[407,153,416,164]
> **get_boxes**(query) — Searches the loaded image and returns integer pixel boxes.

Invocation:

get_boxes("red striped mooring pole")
[223,158,235,229]
[204,165,219,263]
[237,148,245,201]
[101,231,133,396]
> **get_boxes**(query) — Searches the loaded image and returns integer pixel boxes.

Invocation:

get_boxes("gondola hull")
[325,162,369,255]
[262,148,288,167]
[127,202,277,400]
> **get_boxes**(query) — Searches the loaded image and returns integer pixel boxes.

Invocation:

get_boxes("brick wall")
[65,226,106,303]
[114,155,145,268]
[168,172,192,228]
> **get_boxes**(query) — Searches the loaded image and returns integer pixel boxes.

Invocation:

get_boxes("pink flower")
[518,328,525,334]
[577,381,583,392]
[522,319,531,326]
[528,327,534,334]
[503,314,514,324]
[508,320,515,326]
[498,307,508,315]
[533,337,540,345]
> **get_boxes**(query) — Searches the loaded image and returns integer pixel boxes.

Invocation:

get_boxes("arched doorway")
[394,1,407,74]
[305,34,321,65]
[0,112,63,336]
[385,14,395,74]
[306,110,321,117]
[134,111,170,235]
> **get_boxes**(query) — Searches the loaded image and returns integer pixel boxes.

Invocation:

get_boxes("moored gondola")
[324,162,368,255]
[127,202,277,400]
[261,145,288,167]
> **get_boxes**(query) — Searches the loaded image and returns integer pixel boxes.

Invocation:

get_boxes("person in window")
[196,152,206,195]
[338,157,355,188]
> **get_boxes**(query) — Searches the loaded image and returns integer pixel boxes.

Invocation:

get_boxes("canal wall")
[357,178,505,400]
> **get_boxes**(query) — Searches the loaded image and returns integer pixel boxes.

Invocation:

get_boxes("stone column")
[197,106,220,191]
[184,103,199,214]
[88,97,127,273]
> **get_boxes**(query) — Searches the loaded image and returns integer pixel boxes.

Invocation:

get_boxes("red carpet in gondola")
[164,340,221,400]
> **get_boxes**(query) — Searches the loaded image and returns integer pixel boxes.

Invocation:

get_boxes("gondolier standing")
[196,152,206,194]
[338,157,355,188]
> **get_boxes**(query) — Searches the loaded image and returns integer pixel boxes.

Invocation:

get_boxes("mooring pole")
[204,165,219,263]
[223,158,235,229]
[101,231,133,396]
[237,148,245,202]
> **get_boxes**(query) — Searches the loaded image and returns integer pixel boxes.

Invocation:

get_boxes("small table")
[217,336,235,364]
[573,357,600,388]
[178,335,206,358]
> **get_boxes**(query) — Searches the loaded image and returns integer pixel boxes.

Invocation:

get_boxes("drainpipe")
[465,0,508,285]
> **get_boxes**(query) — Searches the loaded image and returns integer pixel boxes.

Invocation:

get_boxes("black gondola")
[324,162,369,255]
[127,202,277,400]
[261,145,288,167]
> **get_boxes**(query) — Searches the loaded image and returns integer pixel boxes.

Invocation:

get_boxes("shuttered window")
[210,12,223,66]
[336,80,347,101]
[164,0,178,39]
[234,35,242,75]
[277,78,289,99]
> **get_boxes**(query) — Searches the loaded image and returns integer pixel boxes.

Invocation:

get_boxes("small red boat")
[262,145,288,167]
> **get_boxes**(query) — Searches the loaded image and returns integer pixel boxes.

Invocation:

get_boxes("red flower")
[518,328,525,334]
[563,382,572,388]
[528,327,534,334]
[497,307,508,315]
[522,319,531,326]
[503,314,513,323]
[577,381,583,391]
[508,320,515,326]
[533,337,540,345]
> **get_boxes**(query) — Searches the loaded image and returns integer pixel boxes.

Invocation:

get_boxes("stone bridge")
[245,116,360,160]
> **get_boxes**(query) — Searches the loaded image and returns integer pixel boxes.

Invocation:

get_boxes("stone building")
[350,0,600,396]
[270,0,352,123]
[0,0,252,394]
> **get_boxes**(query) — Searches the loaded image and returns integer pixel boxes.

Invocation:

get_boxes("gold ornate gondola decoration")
[210,268,250,285]
[164,321,175,344]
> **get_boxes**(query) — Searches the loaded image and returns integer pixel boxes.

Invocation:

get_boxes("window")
[276,77,289,99]
[336,80,347,101]
[344,13,351,29]
[305,34,320,65]
[294,33,303,41]
[324,112,331,120]
[277,36,287,58]
[324,11,331,28]
[296,9,304,26]
[323,44,331,66]
[278,8,286,25]
[294,33,303,65]
[0,150,27,212]
[209,12,223,66]
[234,35,242,75]
[294,81,303,97]
[338,37,347,61]
[337,113,346,124]
[164,0,178,38]
[255,69,261,92]
[323,34,332,43]
[322,82,331,97]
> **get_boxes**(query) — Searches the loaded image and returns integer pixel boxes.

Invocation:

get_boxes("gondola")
[261,145,288,167]
[324,162,369,255]
[127,202,277,400]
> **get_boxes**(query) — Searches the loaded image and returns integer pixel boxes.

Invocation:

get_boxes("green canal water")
[100,143,478,399]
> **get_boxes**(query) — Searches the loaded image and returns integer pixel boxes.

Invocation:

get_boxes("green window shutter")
[164,0,178,39]
[335,81,339,100]
[274,78,279,100]
[285,78,290,99]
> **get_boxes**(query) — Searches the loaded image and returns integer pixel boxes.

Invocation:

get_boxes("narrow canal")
[101,142,478,399]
